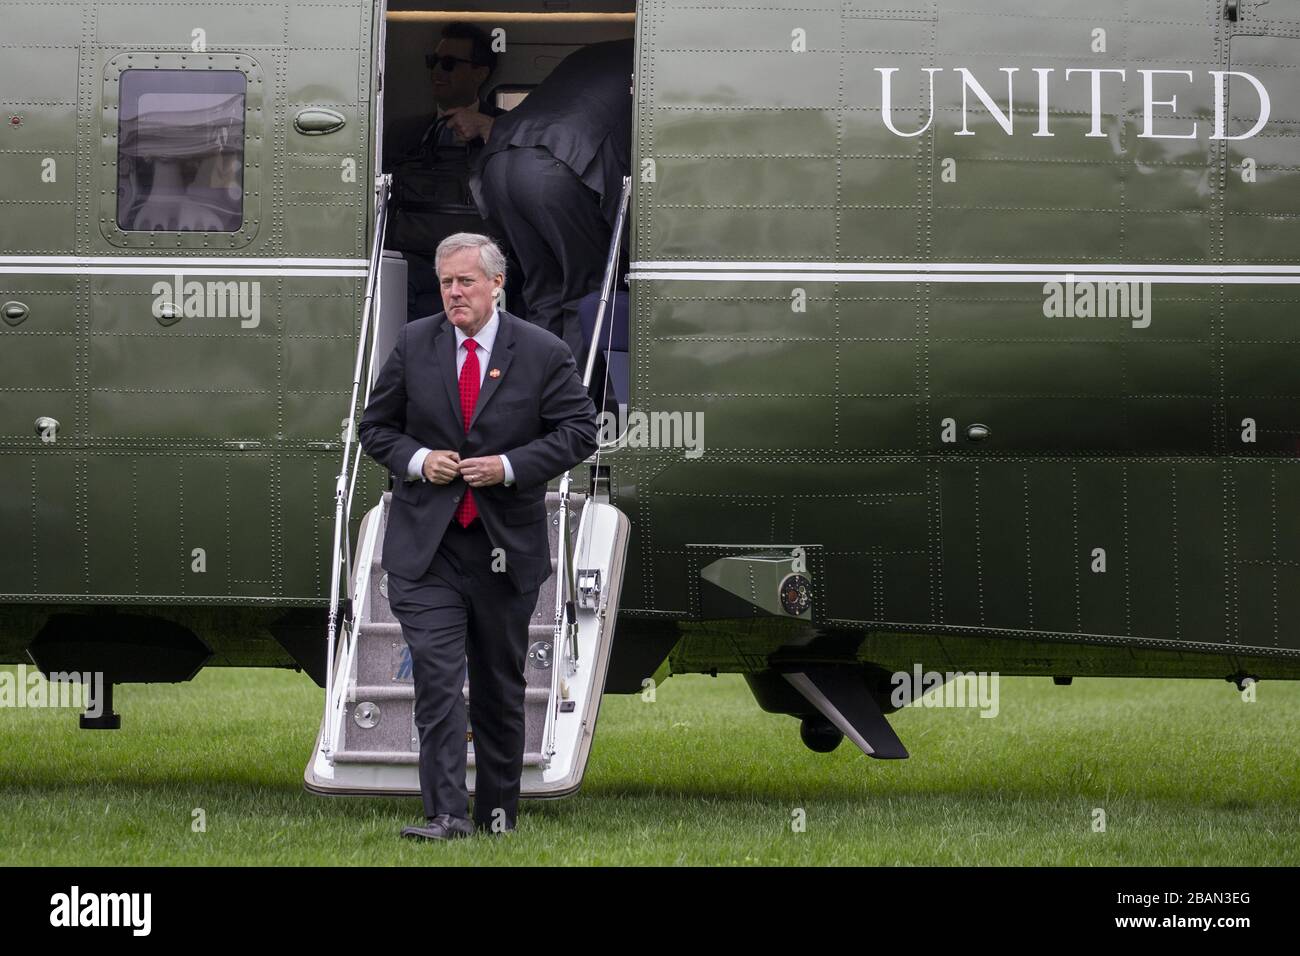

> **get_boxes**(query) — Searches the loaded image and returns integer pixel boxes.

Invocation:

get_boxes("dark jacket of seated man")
[358,307,598,594]
[383,98,506,171]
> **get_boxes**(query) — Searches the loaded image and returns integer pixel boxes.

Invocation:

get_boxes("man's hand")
[458,455,504,488]
[422,450,461,484]
[443,106,494,143]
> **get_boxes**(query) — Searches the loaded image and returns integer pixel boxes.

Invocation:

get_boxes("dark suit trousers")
[386,517,540,827]
[479,144,610,362]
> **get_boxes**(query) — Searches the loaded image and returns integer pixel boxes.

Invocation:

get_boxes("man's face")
[438,246,502,335]
[431,37,487,110]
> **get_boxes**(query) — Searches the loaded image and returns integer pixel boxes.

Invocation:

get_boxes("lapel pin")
[489,368,501,379]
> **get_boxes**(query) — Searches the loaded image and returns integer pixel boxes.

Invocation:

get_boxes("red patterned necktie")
[454,339,480,527]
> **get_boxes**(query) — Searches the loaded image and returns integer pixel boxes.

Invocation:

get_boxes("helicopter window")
[116,69,246,233]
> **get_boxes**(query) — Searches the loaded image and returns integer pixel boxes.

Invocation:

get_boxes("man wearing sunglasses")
[386,22,503,165]
[385,22,507,323]
[422,32,502,148]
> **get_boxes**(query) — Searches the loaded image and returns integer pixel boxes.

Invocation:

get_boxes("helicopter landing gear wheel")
[800,716,843,753]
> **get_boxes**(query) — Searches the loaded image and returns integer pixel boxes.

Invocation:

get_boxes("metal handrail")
[568,174,631,654]
[544,175,633,760]
[581,176,633,392]
[322,171,391,756]
[544,472,577,763]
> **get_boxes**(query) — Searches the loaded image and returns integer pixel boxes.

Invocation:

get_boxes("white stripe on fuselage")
[0,255,369,277]
[628,261,1300,284]
[631,260,1300,274]
[629,272,1300,285]
[0,267,369,277]
[0,256,367,267]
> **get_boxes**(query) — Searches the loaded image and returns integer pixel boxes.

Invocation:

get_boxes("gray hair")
[434,232,507,282]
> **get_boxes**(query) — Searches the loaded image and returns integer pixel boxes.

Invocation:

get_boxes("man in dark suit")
[384,22,508,322]
[359,232,598,840]
[475,38,634,362]
[383,21,505,168]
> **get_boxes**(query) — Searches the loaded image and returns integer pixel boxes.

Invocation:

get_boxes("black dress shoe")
[401,813,474,841]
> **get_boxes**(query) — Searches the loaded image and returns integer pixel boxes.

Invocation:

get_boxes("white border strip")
[631,260,1300,275]
[629,270,1300,285]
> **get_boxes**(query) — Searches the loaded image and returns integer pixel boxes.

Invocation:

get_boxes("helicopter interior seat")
[124,158,243,233]
[485,82,535,112]
[577,286,629,408]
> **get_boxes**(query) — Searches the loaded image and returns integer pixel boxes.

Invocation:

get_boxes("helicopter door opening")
[303,3,637,799]
[372,3,636,409]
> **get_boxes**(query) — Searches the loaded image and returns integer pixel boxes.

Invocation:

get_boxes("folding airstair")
[305,172,633,798]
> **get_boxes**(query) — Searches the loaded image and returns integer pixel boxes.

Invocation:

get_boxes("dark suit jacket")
[476,39,633,230]
[383,99,506,171]
[358,309,599,593]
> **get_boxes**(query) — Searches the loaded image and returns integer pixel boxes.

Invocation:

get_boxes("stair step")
[326,489,595,784]
[358,620,402,638]
[349,685,553,704]
[332,749,547,768]
[356,621,558,641]
[371,556,560,573]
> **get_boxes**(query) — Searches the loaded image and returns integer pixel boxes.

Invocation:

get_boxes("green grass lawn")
[1,665,1296,865]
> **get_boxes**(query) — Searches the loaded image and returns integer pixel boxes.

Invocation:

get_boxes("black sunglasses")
[426,54,478,71]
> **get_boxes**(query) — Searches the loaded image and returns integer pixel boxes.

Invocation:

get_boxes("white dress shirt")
[406,308,514,485]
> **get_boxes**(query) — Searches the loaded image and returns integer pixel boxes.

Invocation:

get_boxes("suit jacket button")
[452,494,460,502]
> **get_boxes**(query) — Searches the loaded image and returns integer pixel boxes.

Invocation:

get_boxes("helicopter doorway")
[375,2,636,396]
